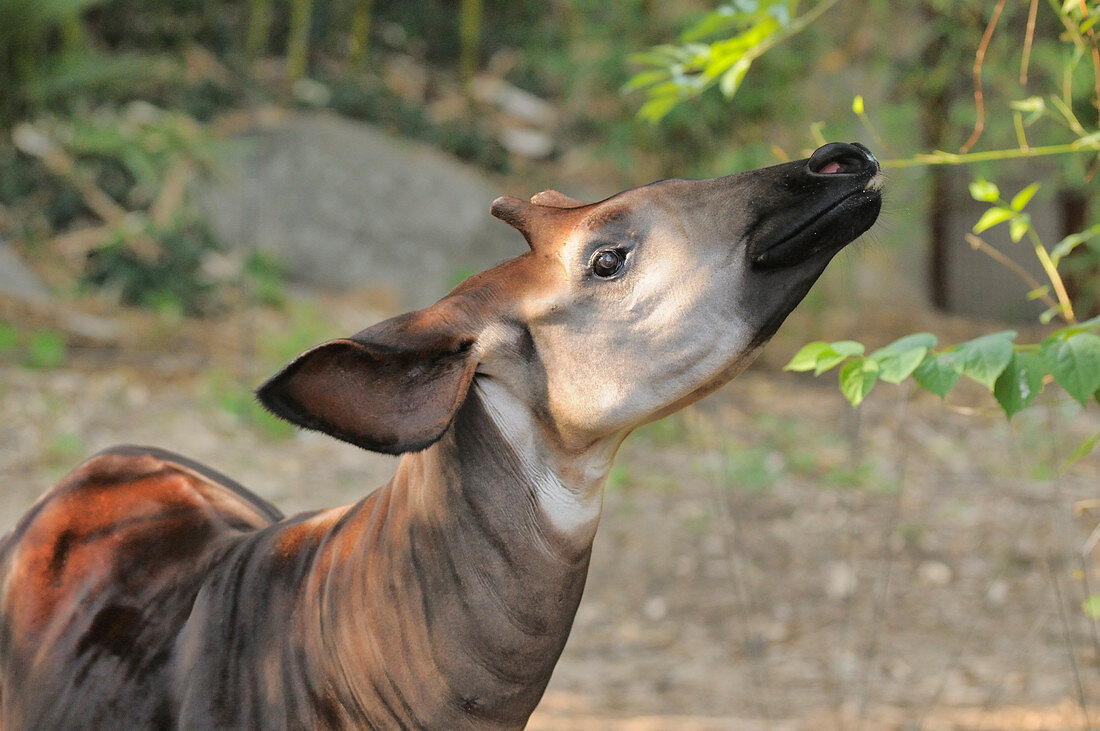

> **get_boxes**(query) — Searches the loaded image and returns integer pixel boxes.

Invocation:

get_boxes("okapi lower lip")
[750,187,882,270]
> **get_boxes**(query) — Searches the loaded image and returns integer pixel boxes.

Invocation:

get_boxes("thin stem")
[1013,110,1029,151]
[1087,29,1100,130]
[1076,552,1100,688]
[882,140,1100,168]
[1047,553,1093,729]
[1021,0,1039,84]
[1027,228,1077,324]
[960,0,1007,154]
[965,233,1063,314]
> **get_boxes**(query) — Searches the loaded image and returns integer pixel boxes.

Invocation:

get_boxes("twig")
[961,0,1007,154]
[12,123,129,225]
[150,161,194,227]
[1027,228,1077,324]
[687,412,772,721]
[883,139,1100,168]
[1047,552,1092,729]
[964,233,1062,313]
[1021,0,1039,84]
[1076,552,1100,687]
[48,226,112,264]
[855,386,912,725]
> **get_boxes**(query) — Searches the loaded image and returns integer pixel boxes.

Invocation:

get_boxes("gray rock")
[201,112,524,310]
[0,240,49,304]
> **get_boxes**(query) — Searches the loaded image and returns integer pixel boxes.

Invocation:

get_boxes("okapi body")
[0,143,882,728]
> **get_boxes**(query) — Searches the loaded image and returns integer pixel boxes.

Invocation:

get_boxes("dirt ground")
[1,295,1099,730]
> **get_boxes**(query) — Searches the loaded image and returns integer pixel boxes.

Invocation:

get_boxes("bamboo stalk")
[348,0,374,68]
[287,0,314,81]
[458,0,483,91]
[245,0,273,61]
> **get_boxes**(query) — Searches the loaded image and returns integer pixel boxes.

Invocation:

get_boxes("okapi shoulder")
[88,445,284,525]
[0,446,282,636]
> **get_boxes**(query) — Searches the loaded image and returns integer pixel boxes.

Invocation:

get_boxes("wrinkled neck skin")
[193,379,619,728]
[324,380,614,727]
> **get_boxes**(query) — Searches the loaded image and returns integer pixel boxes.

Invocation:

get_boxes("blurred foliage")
[0,0,161,130]
[0,322,67,368]
[6,106,234,315]
[628,0,838,122]
[4,0,1093,321]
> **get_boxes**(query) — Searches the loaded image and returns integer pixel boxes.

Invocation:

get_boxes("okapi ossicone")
[0,142,882,728]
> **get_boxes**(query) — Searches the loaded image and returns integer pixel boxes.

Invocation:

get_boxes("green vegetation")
[0,323,67,368]
[630,0,1100,624]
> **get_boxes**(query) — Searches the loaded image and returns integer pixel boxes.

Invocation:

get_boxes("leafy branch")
[626,0,841,122]
[785,318,1100,417]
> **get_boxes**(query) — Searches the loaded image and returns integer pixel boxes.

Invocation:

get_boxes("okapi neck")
[313,393,596,726]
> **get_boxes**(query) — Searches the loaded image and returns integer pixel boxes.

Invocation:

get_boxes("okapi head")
[258,142,882,456]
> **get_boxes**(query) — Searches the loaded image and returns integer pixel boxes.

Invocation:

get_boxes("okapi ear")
[490,195,540,247]
[256,312,478,455]
[491,194,588,251]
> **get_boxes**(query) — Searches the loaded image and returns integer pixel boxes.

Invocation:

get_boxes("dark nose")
[807,142,879,176]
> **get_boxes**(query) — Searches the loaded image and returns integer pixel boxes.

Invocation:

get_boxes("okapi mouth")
[748,141,882,271]
[749,184,882,270]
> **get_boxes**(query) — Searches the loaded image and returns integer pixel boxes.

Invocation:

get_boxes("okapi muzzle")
[0,143,881,728]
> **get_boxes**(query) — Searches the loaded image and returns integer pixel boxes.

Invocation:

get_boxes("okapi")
[0,142,882,728]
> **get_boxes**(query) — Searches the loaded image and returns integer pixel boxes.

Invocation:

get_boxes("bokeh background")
[1,1,1099,727]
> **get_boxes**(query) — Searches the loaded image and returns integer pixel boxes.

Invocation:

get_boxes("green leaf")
[638,95,680,122]
[914,353,961,398]
[623,69,671,92]
[870,332,939,355]
[785,341,831,372]
[953,331,1017,391]
[973,207,1016,234]
[830,341,866,357]
[719,56,752,98]
[870,333,938,384]
[1050,223,1100,264]
[968,179,1000,203]
[1084,593,1100,620]
[993,352,1045,418]
[839,357,878,407]
[1039,331,1100,406]
[1009,96,1044,113]
[1009,213,1030,242]
[1010,183,1040,211]
[682,7,740,42]
[1075,315,1100,331]
[815,340,865,375]
[1063,429,1100,471]
[1026,285,1050,301]
[786,340,866,376]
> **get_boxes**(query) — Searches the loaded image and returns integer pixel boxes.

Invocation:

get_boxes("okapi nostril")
[807,141,878,175]
[817,155,866,174]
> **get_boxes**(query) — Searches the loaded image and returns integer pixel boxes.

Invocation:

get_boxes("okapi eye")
[591,248,627,279]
